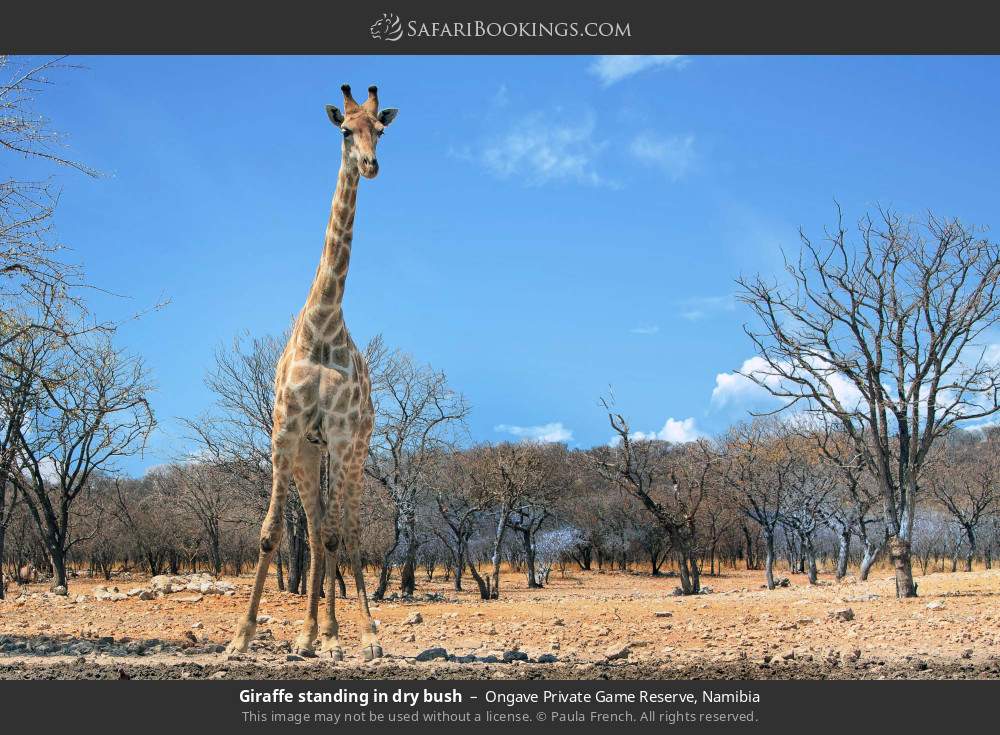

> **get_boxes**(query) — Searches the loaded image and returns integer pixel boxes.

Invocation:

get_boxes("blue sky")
[27,55,1000,473]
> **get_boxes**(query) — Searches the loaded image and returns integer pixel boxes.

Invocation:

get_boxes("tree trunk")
[964,526,975,572]
[742,524,756,570]
[275,551,286,592]
[398,509,418,598]
[859,538,879,581]
[489,510,507,600]
[836,528,851,580]
[48,542,68,590]
[452,544,465,591]
[804,535,818,585]
[521,528,541,588]
[373,560,393,600]
[889,536,917,598]
[764,533,776,590]
[335,565,347,597]
[467,560,491,600]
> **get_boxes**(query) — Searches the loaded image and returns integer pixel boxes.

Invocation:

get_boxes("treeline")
[4,388,999,601]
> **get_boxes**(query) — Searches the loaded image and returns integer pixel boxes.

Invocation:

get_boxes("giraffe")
[228,84,399,661]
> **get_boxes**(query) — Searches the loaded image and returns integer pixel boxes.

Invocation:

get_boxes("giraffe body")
[229,84,398,660]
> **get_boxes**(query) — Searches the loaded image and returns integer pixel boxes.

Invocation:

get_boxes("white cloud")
[629,132,696,180]
[631,416,705,444]
[711,356,786,408]
[629,324,660,335]
[478,112,609,187]
[495,422,573,443]
[712,355,864,413]
[589,55,688,86]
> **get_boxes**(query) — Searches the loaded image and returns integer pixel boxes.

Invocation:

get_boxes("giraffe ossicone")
[228,83,399,661]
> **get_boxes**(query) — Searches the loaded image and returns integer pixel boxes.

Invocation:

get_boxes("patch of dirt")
[2,567,999,680]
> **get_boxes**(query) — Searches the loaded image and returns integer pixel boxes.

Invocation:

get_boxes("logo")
[370,12,403,42]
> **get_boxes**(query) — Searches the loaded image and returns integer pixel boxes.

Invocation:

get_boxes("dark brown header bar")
[3,0,1000,54]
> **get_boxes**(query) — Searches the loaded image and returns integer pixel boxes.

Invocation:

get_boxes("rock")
[52,585,68,596]
[256,615,271,624]
[926,601,945,610]
[961,648,973,659]
[74,595,87,604]
[404,612,423,625]
[127,588,144,597]
[286,654,304,662]
[550,641,560,650]
[536,653,558,663]
[402,633,416,643]
[654,611,673,618]
[415,647,448,662]
[192,622,204,629]
[699,586,714,594]
[828,608,855,622]
[137,590,157,601]
[846,593,879,602]
[449,654,476,663]
[780,649,796,661]
[763,577,791,588]
[175,594,204,603]
[605,644,631,661]
[551,617,565,626]
[503,650,529,662]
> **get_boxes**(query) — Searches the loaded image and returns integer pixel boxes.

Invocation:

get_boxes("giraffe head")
[325,84,399,179]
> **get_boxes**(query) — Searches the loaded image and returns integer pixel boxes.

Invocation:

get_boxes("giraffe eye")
[342,128,352,138]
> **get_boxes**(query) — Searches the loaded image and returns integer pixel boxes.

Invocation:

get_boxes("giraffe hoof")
[293,646,318,658]
[319,636,344,661]
[362,643,383,662]
[227,626,256,655]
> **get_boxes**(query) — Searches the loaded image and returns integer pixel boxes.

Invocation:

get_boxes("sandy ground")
[2,566,999,679]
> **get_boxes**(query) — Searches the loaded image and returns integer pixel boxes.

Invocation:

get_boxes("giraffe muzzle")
[360,157,379,179]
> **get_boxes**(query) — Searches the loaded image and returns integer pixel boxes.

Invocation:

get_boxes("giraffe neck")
[310,149,360,309]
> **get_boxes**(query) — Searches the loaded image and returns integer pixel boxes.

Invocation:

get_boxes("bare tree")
[153,462,242,576]
[14,336,154,589]
[927,430,999,571]
[0,56,103,347]
[593,398,709,594]
[365,346,468,599]
[738,209,1000,597]
[723,418,795,590]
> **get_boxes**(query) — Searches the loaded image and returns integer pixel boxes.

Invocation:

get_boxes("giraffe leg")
[343,459,382,661]
[228,444,292,654]
[317,550,343,660]
[292,442,325,657]
[318,456,344,660]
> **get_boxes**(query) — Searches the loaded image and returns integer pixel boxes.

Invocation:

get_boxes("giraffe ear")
[378,108,399,126]
[326,105,345,127]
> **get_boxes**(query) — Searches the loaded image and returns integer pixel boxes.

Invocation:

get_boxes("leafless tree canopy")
[738,209,1000,596]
